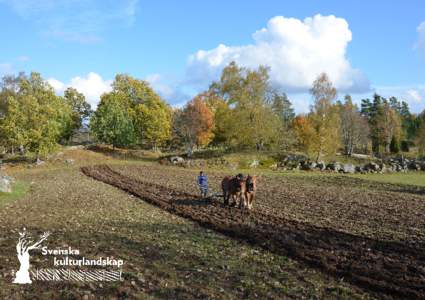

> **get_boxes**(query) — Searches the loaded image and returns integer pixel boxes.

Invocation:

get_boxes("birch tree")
[308,73,340,161]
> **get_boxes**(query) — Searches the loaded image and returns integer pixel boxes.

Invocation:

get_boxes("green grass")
[350,172,425,187]
[0,180,30,206]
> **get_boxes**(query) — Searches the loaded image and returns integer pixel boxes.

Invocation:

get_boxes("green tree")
[360,98,372,117]
[134,97,172,149]
[399,101,420,142]
[0,73,72,157]
[208,62,281,149]
[271,91,296,150]
[363,94,402,155]
[63,87,92,141]
[271,91,295,123]
[109,74,172,148]
[416,113,425,155]
[90,93,136,148]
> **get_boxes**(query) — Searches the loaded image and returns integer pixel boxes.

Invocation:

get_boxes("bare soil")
[81,164,425,299]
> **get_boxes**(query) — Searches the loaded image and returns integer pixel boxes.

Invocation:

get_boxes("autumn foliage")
[293,115,314,152]
[175,94,214,149]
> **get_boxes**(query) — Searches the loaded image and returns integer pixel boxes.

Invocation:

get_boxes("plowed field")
[82,164,425,299]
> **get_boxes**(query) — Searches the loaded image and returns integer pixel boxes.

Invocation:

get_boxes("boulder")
[36,158,45,166]
[316,161,326,171]
[278,154,308,166]
[326,162,341,172]
[379,163,388,173]
[169,156,184,164]
[355,165,364,173]
[300,161,314,171]
[364,162,380,172]
[0,175,12,193]
[395,164,406,172]
[408,161,420,171]
[65,158,75,165]
[341,164,356,174]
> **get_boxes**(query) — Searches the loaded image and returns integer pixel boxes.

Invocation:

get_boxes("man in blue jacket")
[198,171,208,198]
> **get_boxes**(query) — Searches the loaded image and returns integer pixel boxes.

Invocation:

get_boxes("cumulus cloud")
[146,74,192,106]
[406,89,423,103]
[186,14,369,93]
[48,72,190,109]
[146,74,177,100]
[47,77,65,92]
[400,88,425,112]
[48,72,112,108]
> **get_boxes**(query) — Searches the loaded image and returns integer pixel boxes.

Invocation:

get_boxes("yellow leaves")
[304,73,341,160]
[0,75,69,156]
[134,100,172,146]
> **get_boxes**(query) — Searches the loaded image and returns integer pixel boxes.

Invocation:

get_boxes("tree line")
[1,64,425,160]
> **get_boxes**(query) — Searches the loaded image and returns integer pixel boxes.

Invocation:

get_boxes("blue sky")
[1,0,425,112]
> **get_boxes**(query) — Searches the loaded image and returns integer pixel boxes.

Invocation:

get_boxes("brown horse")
[221,174,246,207]
[244,175,257,210]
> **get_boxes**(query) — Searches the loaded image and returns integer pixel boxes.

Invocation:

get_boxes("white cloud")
[186,14,369,94]
[417,21,425,56]
[47,77,65,92]
[1,0,139,43]
[285,93,312,114]
[48,72,191,109]
[406,89,423,103]
[48,72,112,108]
[146,74,176,99]
[146,73,192,105]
